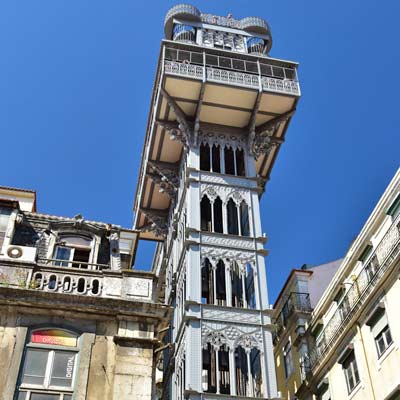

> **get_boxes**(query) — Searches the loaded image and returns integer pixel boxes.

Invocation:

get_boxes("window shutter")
[371,311,388,337]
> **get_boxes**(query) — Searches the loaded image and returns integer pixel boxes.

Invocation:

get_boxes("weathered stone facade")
[0,187,169,400]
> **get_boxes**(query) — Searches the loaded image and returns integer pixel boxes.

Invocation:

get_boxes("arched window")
[212,144,221,173]
[17,328,79,400]
[235,346,248,396]
[201,258,214,304]
[236,148,245,176]
[219,344,230,394]
[224,147,235,175]
[250,348,262,397]
[231,262,244,308]
[216,260,226,306]
[227,199,239,235]
[213,197,223,233]
[202,343,217,393]
[240,201,250,237]
[245,264,256,309]
[200,143,211,171]
[201,196,212,232]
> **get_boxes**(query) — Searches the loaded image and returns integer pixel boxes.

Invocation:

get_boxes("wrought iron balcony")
[163,47,300,96]
[273,292,311,342]
[308,215,400,371]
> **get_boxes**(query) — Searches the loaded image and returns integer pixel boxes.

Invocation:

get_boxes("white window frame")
[17,329,79,400]
[342,351,360,394]
[375,324,393,358]
[283,340,294,379]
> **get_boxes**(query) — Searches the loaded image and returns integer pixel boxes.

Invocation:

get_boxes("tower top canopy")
[164,4,272,53]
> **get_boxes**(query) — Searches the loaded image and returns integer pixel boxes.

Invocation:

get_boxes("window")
[201,258,214,304]
[213,197,223,233]
[240,201,250,236]
[375,325,393,357]
[250,348,262,397]
[202,343,217,393]
[53,235,92,269]
[17,329,79,400]
[368,308,393,358]
[387,193,400,220]
[200,143,211,172]
[283,341,294,378]
[235,346,248,396]
[216,260,227,306]
[218,345,230,394]
[231,262,244,308]
[224,147,235,175]
[365,255,379,282]
[200,197,212,232]
[212,145,221,173]
[227,199,239,235]
[236,149,245,176]
[245,264,256,309]
[0,206,12,251]
[341,350,360,394]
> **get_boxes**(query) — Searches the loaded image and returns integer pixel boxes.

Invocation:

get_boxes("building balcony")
[0,259,154,302]
[308,215,400,371]
[163,47,300,96]
[273,292,311,343]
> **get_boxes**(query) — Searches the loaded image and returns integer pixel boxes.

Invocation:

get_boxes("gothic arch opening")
[227,198,239,235]
[216,260,226,306]
[200,142,211,171]
[212,144,221,173]
[236,148,245,176]
[224,146,235,175]
[213,197,223,233]
[240,200,250,236]
[202,343,217,393]
[201,196,212,232]
[201,258,214,304]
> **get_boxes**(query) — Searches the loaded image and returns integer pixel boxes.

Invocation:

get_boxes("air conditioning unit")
[0,245,37,263]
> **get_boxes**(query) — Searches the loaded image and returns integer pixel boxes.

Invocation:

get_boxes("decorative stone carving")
[250,126,279,159]
[199,131,247,151]
[202,323,263,351]
[236,334,260,352]
[203,331,228,350]
[200,183,251,205]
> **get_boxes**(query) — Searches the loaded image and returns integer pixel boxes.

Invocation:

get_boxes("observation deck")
[134,6,301,241]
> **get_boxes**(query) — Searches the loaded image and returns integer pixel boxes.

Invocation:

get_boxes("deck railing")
[308,215,400,370]
[163,47,300,96]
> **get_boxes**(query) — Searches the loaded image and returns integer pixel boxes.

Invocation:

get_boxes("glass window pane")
[22,348,48,385]
[30,394,59,400]
[63,396,72,400]
[50,351,76,387]
[54,247,72,267]
[17,392,27,400]
[0,208,11,231]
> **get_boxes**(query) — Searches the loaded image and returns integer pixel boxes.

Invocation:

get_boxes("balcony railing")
[274,292,311,341]
[308,215,400,370]
[163,47,300,96]
[39,257,109,271]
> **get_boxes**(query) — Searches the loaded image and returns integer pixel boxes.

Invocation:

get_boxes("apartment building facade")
[0,186,169,400]
[273,169,400,400]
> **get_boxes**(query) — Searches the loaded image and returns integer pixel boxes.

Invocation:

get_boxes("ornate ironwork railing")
[163,47,300,96]
[308,216,400,370]
[273,292,312,342]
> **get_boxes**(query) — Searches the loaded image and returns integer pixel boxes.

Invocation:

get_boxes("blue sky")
[1,0,399,302]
